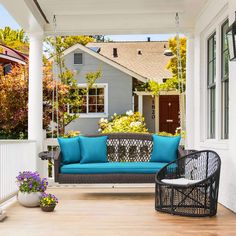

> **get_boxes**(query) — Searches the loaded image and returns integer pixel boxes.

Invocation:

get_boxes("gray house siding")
[64,49,133,134]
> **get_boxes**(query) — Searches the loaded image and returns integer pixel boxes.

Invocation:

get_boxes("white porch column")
[138,95,143,115]
[185,34,195,149]
[28,32,44,173]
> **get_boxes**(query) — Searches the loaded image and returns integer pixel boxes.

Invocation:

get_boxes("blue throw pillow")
[80,136,108,164]
[58,136,81,164]
[150,135,181,163]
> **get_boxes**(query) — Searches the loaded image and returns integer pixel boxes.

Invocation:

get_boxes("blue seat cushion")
[58,136,80,164]
[79,136,108,164]
[60,162,170,174]
[150,135,181,163]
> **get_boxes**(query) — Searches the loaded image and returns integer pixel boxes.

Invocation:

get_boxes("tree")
[0,63,71,138]
[166,37,186,90]
[44,35,95,57]
[0,65,28,138]
[43,61,102,135]
[44,35,102,135]
[0,27,103,138]
[0,27,29,53]
[148,37,186,95]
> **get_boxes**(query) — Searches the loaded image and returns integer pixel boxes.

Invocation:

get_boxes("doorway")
[159,95,180,134]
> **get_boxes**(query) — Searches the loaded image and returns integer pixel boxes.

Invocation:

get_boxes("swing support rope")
[175,12,185,131]
[51,15,60,148]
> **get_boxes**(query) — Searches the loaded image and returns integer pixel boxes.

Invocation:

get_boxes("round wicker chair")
[155,150,221,217]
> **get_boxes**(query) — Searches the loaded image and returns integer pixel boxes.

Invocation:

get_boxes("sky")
[0,4,174,41]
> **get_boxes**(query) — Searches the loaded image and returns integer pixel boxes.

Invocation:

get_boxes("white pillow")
[161,178,200,186]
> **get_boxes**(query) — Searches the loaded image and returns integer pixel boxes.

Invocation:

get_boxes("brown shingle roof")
[87,41,172,82]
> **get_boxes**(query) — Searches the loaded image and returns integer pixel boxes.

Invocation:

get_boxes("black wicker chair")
[155,150,221,217]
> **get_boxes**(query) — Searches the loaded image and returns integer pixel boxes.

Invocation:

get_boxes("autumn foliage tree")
[0,65,28,138]
[0,26,103,138]
[0,63,71,138]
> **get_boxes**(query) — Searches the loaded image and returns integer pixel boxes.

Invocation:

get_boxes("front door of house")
[159,95,180,134]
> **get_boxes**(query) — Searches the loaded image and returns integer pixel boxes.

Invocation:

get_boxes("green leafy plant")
[98,111,148,133]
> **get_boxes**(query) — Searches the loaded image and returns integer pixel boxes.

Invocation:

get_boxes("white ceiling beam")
[44,12,193,35]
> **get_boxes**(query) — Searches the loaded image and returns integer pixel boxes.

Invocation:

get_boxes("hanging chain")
[175,13,183,94]
[175,12,185,131]
[53,15,59,138]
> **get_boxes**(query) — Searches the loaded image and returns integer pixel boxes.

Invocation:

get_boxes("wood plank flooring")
[1,186,236,236]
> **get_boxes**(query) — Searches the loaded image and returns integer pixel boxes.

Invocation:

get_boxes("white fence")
[0,140,37,203]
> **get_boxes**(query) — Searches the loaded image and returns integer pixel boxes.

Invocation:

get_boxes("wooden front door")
[159,95,180,134]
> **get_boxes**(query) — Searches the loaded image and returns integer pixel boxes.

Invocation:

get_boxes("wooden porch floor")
[1,186,236,236]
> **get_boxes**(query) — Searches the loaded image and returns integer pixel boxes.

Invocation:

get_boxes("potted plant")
[39,193,58,212]
[16,171,48,207]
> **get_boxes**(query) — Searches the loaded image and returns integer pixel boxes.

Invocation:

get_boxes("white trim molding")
[68,83,108,118]
[199,6,229,144]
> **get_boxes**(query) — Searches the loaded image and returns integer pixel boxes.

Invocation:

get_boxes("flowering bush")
[62,130,80,138]
[16,171,48,193]
[39,193,58,207]
[158,127,186,139]
[98,111,148,133]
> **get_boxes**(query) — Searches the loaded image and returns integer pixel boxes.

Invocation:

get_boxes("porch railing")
[0,140,37,203]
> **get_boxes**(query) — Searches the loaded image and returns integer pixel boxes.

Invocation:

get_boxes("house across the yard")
[0,44,28,75]
[62,41,181,135]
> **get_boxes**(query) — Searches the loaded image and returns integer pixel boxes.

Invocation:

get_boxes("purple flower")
[16,171,48,193]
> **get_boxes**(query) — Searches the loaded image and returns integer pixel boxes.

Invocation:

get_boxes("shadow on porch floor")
[1,186,236,236]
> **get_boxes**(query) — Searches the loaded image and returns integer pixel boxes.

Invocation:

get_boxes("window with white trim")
[207,33,216,139]
[221,20,229,139]
[69,84,107,116]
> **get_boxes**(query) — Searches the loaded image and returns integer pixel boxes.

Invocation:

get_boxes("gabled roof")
[60,43,148,83]
[87,41,172,82]
[0,44,28,65]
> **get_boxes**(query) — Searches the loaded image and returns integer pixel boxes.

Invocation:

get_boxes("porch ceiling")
[1,0,209,35]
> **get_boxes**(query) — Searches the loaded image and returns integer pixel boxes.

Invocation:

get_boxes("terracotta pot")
[17,192,41,207]
[40,205,56,212]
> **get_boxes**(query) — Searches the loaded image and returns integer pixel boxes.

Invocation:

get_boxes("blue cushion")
[79,136,108,164]
[150,135,181,162]
[60,162,171,174]
[58,136,80,164]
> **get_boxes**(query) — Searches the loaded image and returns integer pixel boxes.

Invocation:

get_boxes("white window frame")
[68,83,108,118]
[207,32,216,139]
[199,6,229,147]
[221,19,229,140]
[74,53,83,65]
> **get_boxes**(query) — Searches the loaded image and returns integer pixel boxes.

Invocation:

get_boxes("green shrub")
[98,111,148,134]
[62,130,80,138]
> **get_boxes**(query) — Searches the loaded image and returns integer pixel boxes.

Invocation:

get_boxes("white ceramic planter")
[18,192,41,207]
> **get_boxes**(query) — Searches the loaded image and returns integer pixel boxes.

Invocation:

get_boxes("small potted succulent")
[16,171,48,207]
[39,193,58,212]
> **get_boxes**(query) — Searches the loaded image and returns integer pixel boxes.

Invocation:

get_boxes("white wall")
[190,0,236,212]
[0,141,37,203]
